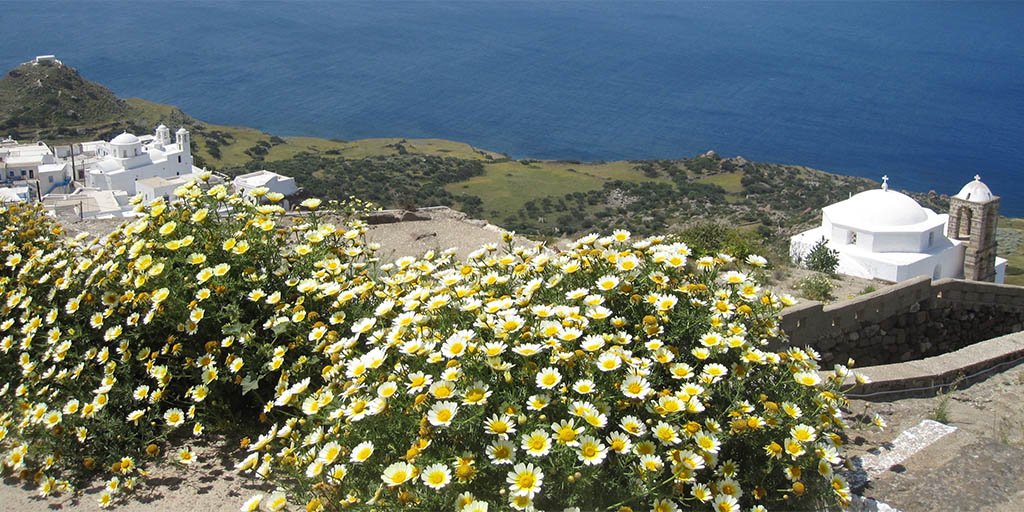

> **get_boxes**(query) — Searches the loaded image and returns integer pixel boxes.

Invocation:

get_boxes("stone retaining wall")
[780,277,1024,367]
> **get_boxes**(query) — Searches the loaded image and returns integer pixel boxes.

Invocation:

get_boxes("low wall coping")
[828,330,1024,399]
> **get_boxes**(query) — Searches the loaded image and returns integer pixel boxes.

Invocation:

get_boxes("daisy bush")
[0,178,871,512]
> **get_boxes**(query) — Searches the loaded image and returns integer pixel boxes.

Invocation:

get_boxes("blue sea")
[2,1,1022,214]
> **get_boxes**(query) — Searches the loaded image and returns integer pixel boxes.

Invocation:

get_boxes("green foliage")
[929,376,962,425]
[799,273,835,302]
[0,62,129,134]
[678,222,770,260]
[804,238,840,275]
[230,152,485,210]
[244,140,272,160]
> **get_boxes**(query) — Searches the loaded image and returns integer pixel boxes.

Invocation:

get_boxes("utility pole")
[69,143,78,180]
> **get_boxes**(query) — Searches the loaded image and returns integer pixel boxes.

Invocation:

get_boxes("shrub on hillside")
[678,222,771,262]
[804,238,840,276]
[0,184,874,511]
[799,273,835,302]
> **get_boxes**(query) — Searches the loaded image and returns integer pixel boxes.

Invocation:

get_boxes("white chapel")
[84,125,202,195]
[790,176,1007,284]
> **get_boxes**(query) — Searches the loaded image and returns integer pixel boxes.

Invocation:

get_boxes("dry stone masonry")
[780,276,1024,367]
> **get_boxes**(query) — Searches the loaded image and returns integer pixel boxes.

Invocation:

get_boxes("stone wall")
[780,276,1024,367]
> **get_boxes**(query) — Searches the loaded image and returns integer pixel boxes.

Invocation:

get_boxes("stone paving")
[846,360,1024,512]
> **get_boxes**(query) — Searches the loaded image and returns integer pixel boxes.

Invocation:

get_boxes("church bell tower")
[948,175,999,282]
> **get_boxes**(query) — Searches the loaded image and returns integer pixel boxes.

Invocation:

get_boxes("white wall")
[137,182,180,203]
[892,246,964,281]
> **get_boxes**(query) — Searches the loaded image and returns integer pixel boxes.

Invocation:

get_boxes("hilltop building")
[30,55,62,66]
[84,125,201,195]
[791,176,1006,284]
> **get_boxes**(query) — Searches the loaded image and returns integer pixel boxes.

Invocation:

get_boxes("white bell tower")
[175,127,191,152]
[155,124,171,146]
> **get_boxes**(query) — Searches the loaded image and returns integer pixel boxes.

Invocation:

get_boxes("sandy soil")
[365,207,540,261]
[772,266,885,304]
[0,439,273,512]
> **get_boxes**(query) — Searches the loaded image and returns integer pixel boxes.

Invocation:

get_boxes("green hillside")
[0,59,132,137]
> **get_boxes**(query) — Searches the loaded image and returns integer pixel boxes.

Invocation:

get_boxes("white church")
[791,176,1007,284]
[84,125,202,195]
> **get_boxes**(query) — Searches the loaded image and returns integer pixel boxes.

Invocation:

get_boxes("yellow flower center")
[516,473,535,489]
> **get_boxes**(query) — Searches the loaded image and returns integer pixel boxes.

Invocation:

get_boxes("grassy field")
[267,137,501,162]
[446,160,668,214]
[695,171,744,193]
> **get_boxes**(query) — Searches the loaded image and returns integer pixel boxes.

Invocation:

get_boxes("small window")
[847,231,857,245]
[928,232,935,247]
[178,156,182,163]
[48,176,54,183]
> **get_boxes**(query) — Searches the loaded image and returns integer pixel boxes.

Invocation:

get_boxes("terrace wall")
[780,277,1024,367]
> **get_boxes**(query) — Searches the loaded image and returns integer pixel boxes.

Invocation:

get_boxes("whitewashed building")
[791,176,1006,283]
[0,186,33,203]
[84,126,201,195]
[43,189,133,219]
[232,170,298,197]
[136,175,195,203]
[1,139,64,185]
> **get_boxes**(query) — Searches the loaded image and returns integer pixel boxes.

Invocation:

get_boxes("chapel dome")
[110,132,140,146]
[825,189,930,228]
[954,176,994,203]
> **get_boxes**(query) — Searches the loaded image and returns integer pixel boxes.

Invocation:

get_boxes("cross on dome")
[974,174,982,181]
[881,175,889,191]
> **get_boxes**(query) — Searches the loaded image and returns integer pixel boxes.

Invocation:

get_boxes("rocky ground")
[364,207,540,261]
[845,361,1024,512]
[774,267,882,304]
[0,440,273,511]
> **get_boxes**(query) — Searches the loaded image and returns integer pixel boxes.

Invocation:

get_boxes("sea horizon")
[1,1,1021,214]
